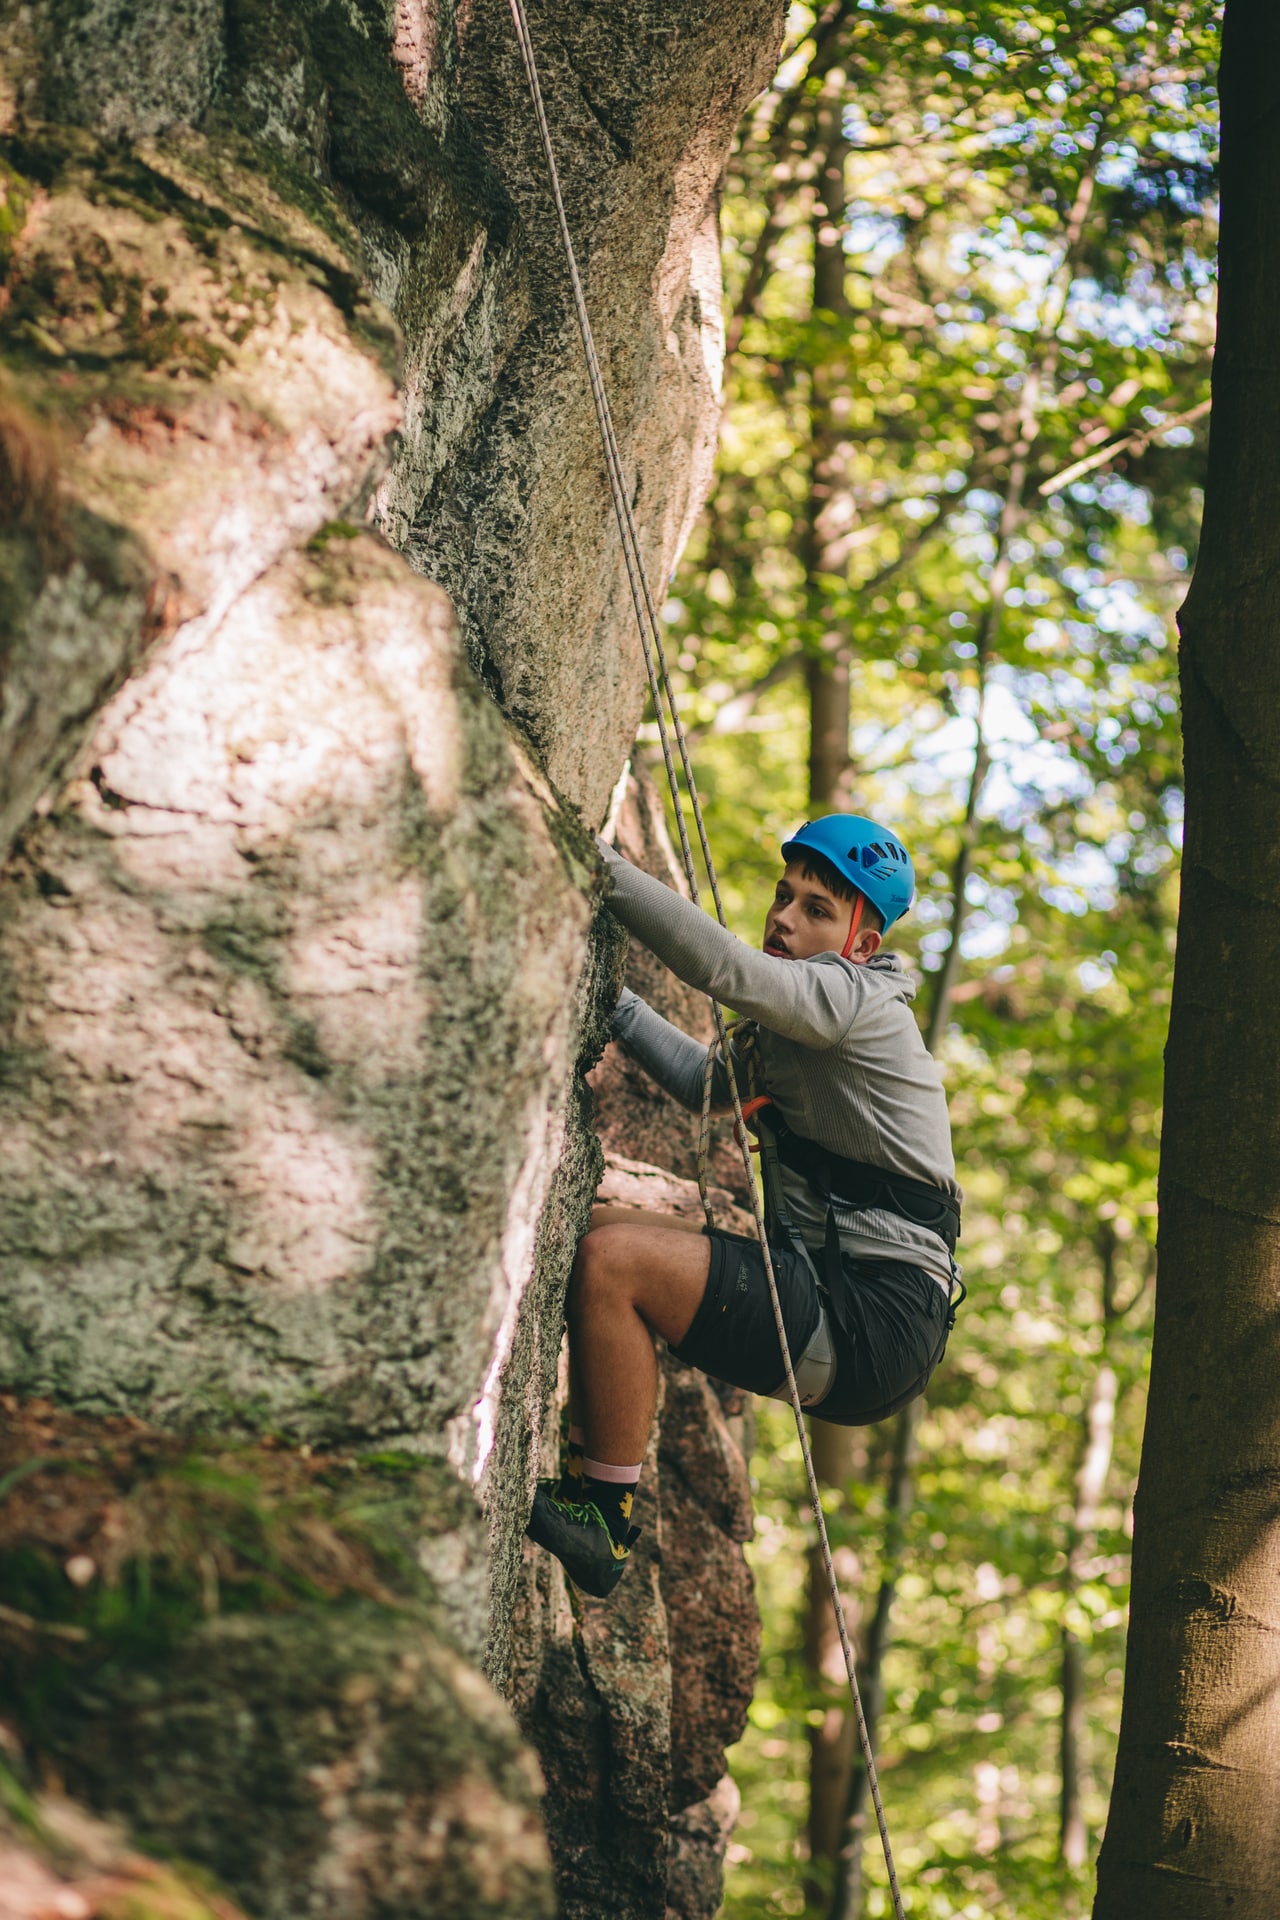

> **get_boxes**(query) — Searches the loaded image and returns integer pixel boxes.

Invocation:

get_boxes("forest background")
[646,4,1221,1915]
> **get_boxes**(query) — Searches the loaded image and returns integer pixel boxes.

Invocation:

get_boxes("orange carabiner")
[735,1094,773,1153]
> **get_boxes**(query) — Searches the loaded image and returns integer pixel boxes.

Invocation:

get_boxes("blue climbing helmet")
[781,814,915,932]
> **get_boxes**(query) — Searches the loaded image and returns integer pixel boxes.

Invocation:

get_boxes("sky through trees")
[649,6,1222,1914]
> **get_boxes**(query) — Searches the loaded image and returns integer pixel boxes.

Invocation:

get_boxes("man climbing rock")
[527,815,962,1598]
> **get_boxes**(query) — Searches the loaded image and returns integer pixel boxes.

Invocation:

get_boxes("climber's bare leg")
[567,1205,708,1422]
[567,1217,711,1466]
[589,1203,707,1234]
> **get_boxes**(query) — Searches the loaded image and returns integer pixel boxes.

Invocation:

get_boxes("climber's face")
[763,863,855,962]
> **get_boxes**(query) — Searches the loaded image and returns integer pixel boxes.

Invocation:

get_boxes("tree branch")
[1038,398,1212,497]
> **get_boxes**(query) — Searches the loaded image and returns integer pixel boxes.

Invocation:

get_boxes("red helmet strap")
[841,890,866,960]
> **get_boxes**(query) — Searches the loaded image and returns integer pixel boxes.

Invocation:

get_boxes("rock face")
[0,1402,555,1918]
[0,3,782,1914]
[511,773,762,1920]
[0,1788,257,1920]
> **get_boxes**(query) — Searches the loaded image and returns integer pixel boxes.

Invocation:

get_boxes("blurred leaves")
[660,3,1220,1914]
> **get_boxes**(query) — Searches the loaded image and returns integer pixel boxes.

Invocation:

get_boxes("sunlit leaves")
[676,5,1220,1915]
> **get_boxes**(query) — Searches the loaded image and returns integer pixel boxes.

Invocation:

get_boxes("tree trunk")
[804,89,854,816]
[807,648,853,814]
[1094,7,1280,1915]
[825,1397,917,1920]
[829,1400,918,1920]
[1061,1631,1088,1868]
[1061,1359,1117,1869]
[924,664,990,1053]
[803,1419,864,1905]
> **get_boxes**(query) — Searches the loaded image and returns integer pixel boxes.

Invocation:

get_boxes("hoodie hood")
[807,946,917,1002]
[861,949,917,1003]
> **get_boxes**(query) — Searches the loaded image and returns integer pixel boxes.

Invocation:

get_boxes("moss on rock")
[57,1604,554,1920]
[0,1400,553,1920]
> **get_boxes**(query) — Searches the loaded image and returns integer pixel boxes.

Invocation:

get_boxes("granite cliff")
[0,4,782,1914]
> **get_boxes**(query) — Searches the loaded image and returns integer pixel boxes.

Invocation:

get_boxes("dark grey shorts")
[673,1227,951,1427]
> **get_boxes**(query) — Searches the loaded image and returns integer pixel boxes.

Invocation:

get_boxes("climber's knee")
[570,1224,633,1315]
[569,1222,710,1348]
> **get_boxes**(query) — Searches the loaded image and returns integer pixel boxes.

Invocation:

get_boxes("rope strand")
[505,8,906,1914]
[696,1040,717,1232]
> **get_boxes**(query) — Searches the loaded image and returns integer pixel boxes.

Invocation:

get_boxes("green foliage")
[0,1409,461,1743]
[655,3,1220,1913]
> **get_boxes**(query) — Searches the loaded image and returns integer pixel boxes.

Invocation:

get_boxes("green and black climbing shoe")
[526,1482,640,1599]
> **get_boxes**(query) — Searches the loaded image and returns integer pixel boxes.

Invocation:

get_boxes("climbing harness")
[505,7,909,1913]
[757,1110,961,1254]
[749,1093,967,1352]
[711,1033,966,1367]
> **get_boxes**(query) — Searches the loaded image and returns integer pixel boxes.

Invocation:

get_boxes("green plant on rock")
[0,1403,463,1729]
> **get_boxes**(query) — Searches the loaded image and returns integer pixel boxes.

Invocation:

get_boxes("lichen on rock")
[0,2,785,1913]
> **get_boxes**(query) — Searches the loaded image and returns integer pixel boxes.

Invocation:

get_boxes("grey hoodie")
[600,840,959,1289]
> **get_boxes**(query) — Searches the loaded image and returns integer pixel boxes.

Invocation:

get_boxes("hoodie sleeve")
[599,840,863,1050]
[611,988,732,1112]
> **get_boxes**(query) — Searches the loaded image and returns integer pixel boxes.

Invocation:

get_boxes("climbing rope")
[505,7,907,1915]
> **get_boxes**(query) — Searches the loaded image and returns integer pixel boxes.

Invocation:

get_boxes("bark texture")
[0,5,783,1915]
[1094,7,1280,1915]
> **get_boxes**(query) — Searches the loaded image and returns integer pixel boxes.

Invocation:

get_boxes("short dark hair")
[793,852,885,933]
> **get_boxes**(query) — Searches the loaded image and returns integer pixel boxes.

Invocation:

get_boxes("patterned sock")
[557,1425,586,1502]
[581,1457,642,1548]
